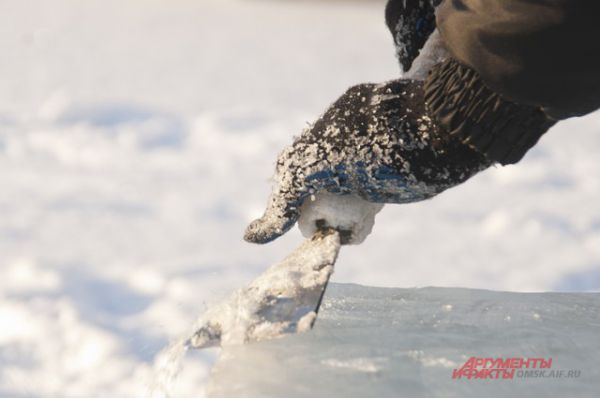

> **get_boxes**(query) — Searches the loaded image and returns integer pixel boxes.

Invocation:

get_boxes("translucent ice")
[208,284,600,398]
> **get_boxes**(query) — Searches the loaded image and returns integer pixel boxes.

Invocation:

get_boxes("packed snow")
[1,0,600,397]
[298,193,384,245]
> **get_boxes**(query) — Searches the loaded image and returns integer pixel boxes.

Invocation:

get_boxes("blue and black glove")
[244,79,491,244]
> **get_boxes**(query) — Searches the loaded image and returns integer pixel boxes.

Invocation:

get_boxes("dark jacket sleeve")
[436,0,600,118]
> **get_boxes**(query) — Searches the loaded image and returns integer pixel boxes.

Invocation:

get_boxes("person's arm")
[386,0,600,165]
[422,0,600,165]
[435,0,600,119]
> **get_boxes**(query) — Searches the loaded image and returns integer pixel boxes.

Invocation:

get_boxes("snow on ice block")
[298,192,384,245]
[188,229,341,349]
[207,284,600,397]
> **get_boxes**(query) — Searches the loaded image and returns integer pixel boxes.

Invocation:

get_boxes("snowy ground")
[0,0,599,397]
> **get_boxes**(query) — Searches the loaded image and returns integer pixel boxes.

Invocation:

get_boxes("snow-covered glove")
[385,0,441,72]
[244,79,491,244]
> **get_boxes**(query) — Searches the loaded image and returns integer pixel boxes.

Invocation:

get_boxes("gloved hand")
[385,0,440,72]
[244,79,491,244]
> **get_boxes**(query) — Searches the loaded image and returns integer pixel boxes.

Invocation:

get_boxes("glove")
[385,0,440,72]
[244,79,491,244]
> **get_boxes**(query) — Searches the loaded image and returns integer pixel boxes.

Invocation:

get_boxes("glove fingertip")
[243,215,295,244]
[243,219,279,244]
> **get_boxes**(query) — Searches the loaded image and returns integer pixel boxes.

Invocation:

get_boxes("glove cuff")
[424,58,556,165]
